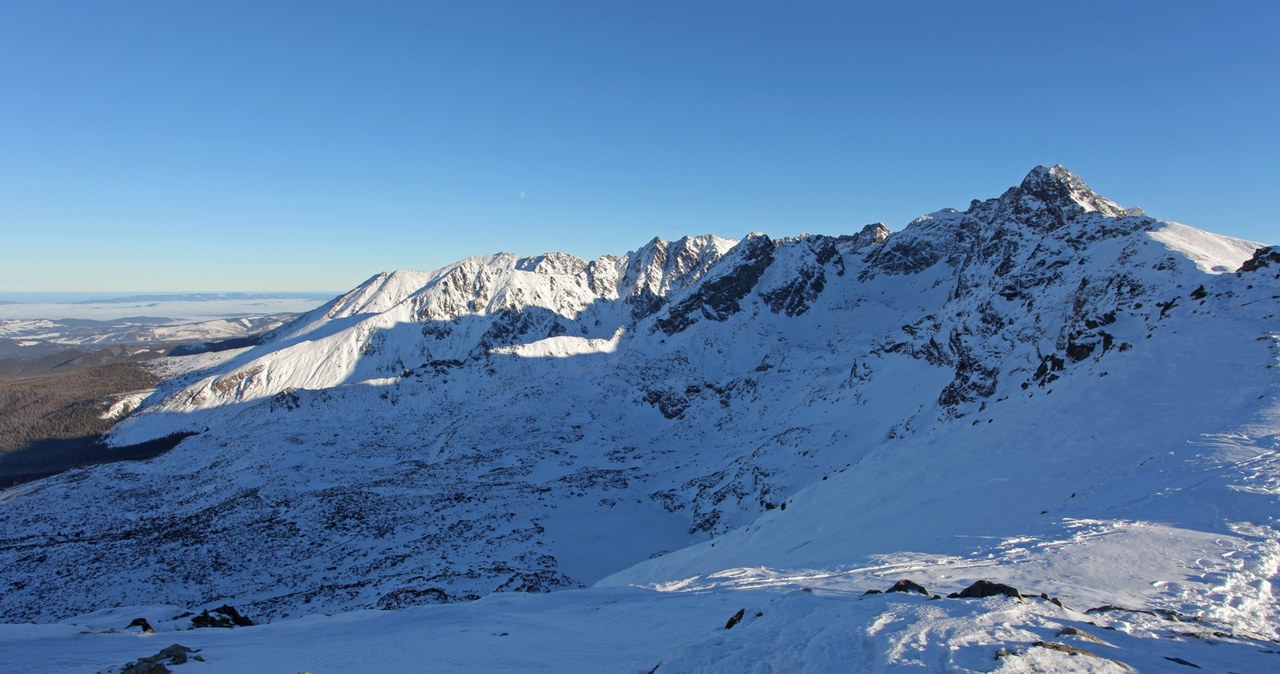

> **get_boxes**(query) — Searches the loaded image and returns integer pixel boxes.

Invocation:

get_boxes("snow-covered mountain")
[3,165,1278,672]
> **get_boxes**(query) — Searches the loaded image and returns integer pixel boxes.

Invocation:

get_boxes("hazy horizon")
[0,291,338,302]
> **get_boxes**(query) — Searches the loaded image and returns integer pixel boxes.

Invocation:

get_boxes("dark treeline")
[0,362,158,456]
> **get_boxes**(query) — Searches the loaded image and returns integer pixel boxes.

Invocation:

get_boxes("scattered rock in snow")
[190,604,254,629]
[1238,246,1280,274]
[126,617,155,634]
[1031,640,1107,660]
[885,579,930,595]
[1038,592,1066,609]
[120,644,203,673]
[724,608,746,629]
[948,580,1022,600]
[1084,604,1156,617]
[1056,626,1105,643]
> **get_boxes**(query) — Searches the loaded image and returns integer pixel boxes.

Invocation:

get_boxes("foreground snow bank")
[4,582,1277,673]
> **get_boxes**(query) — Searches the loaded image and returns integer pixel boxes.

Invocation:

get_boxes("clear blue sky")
[2,1,1276,292]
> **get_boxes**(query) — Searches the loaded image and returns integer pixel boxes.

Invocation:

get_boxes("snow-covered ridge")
[2,166,1278,673]
[115,234,740,421]
[1147,221,1262,273]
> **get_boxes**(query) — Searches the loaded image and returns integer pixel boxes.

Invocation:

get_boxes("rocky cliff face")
[0,166,1274,629]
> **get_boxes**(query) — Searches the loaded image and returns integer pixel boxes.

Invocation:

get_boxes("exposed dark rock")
[1039,592,1066,609]
[690,510,721,534]
[643,389,688,419]
[1056,626,1104,643]
[421,323,452,340]
[190,604,254,629]
[495,568,575,593]
[725,608,746,629]
[376,586,452,610]
[1031,641,1099,658]
[937,330,1000,411]
[428,359,466,373]
[1065,339,1096,362]
[121,661,170,674]
[270,388,301,411]
[1084,604,1156,617]
[627,288,665,321]
[121,644,202,673]
[1164,656,1201,668]
[1033,354,1065,385]
[1239,246,1280,273]
[852,223,891,247]
[948,580,1022,600]
[759,232,885,316]
[864,221,965,276]
[476,308,566,352]
[127,617,155,634]
[761,264,825,317]
[886,579,930,595]
[1083,312,1116,329]
[657,235,775,335]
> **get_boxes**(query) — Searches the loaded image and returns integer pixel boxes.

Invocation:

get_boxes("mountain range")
[2,165,1278,672]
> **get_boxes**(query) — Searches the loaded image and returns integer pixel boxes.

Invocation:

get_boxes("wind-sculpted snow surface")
[2,166,1278,672]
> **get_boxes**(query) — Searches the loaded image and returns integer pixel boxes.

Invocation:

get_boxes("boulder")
[947,580,1022,600]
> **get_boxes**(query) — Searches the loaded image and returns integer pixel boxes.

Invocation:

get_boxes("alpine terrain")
[3,165,1279,672]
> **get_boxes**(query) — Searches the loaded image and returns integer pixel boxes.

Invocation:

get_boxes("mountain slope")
[0,166,1276,671]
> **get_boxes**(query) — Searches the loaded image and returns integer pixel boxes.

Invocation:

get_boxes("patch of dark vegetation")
[0,345,166,377]
[0,431,196,488]
[0,362,157,450]
[0,361,165,486]
[168,334,265,356]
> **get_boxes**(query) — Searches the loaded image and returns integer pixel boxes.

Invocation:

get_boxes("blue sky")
[2,1,1276,292]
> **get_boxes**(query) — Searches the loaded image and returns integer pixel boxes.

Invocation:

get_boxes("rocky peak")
[655,233,775,335]
[514,252,589,276]
[614,235,737,316]
[949,164,1134,237]
[1010,164,1127,219]
[853,223,891,246]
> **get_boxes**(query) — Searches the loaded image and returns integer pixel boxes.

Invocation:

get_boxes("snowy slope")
[1,166,1277,672]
